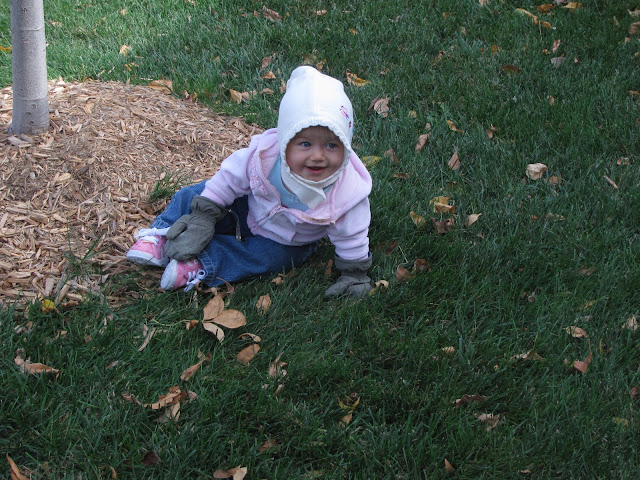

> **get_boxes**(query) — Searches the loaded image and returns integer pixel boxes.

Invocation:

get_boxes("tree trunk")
[10,0,49,134]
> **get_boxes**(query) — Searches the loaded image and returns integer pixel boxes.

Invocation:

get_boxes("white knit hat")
[277,66,354,208]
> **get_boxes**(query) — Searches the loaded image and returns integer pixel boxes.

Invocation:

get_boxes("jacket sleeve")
[199,136,259,206]
[327,197,371,261]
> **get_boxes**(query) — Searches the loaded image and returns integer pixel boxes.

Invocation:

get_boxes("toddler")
[126,66,373,298]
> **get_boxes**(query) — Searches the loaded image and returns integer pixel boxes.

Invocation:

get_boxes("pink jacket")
[200,128,372,260]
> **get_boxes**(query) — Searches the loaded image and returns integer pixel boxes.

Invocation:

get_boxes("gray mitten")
[324,254,373,299]
[165,196,226,261]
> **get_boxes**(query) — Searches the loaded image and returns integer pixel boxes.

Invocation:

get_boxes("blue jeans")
[151,181,317,287]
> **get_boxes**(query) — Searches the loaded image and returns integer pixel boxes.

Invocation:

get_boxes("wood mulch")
[0,79,261,309]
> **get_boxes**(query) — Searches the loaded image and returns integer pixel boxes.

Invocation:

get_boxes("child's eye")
[300,141,311,147]
[327,143,338,149]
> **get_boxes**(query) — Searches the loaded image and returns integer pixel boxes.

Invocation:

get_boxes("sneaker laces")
[135,227,170,243]
[184,268,207,292]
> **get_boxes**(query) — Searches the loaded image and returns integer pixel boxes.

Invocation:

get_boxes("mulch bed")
[0,79,261,308]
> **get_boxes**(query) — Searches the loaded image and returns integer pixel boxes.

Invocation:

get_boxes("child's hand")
[165,196,226,260]
[324,254,373,299]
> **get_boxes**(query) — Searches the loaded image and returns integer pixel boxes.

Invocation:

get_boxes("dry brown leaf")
[274,383,285,396]
[526,163,547,180]
[229,89,244,103]
[261,71,276,80]
[551,55,566,67]
[144,386,186,410]
[431,217,455,234]
[454,393,488,407]
[511,349,544,361]
[604,175,619,189]
[415,133,431,151]
[346,72,370,87]
[14,349,60,378]
[371,97,390,117]
[465,213,481,227]
[212,309,247,329]
[141,451,161,466]
[7,454,29,480]
[537,3,555,13]
[446,120,463,132]
[262,6,282,21]
[565,326,588,338]
[256,294,272,315]
[202,322,225,342]
[500,64,521,74]
[237,344,260,365]
[563,2,581,10]
[486,125,497,138]
[396,266,415,283]
[622,315,638,331]
[213,466,248,480]
[157,402,181,424]
[552,39,561,53]
[570,348,592,374]
[448,150,461,170]
[239,332,262,343]
[261,56,273,70]
[440,346,455,355]
[271,274,285,286]
[121,392,142,405]
[185,320,199,330]
[444,458,455,473]
[180,353,211,381]
[119,44,131,56]
[475,413,503,431]
[384,148,399,163]
[138,326,156,352]
[368,279,390,295]
[258,438,279,452]
[105,361,119,370]
[147,79,173,95]
[268,353,288,377]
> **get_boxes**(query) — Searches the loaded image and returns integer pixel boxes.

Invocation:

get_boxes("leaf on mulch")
[14,349,60,378]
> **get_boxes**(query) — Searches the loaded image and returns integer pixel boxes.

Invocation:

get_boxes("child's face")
[285,126,345,181]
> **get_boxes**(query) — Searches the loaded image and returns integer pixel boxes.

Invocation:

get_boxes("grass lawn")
[2,0,640,478]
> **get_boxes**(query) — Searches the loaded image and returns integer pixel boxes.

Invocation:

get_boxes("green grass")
[2,0,640,478]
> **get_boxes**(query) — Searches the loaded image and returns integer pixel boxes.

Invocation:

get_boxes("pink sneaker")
[126,231,169,267]
[161,259,206,291]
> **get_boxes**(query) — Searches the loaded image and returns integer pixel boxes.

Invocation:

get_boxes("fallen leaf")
[512,349,544,361]
[203,295,224,320]
[258,438,279,452]
[486,125,497,138]
[415,133,431,151]
[565,326,588,338]
[268,353,288,378]
[14,349,60,378]
[138,326,156,352]
[256,294,272,315]
[180,353,211,381]
[537,4,555,13]
[141,451,161,466]
[570,348,592,374]
[144,386,186,410]
[552,39,561,53]
[229,89,244,103]
[551,55,566,67]
[105,361,119,370]
[446,120,464,132]
[630,386,639,398]
[41,299,56,313]
[396,266,415,282]
[157,402,181,424]
[563,2,581,10]
[384,148,399,163]
[185,320,199,330]
[546,175,561,185]
[612,417,629,427]
[147,79,173,94]
[261,70,276,80]
[346,71,369,87]
[202,322,225,342]
[7,454,29,480]
[622,315,638,331]
[629,8,640,17]
[441,346,455,355]
[431,217,455,234]
[119,44,131,56]
[237,344,260,365]
[526,163,547,180]
[261,56,273,70]
[630,21,640,35]
[368,279,390,295]
[212,310,247,329]
[410,211,427,229]
[604,175,619,189]
[262,6,282,21]
[465,213,481,227]
[213,466,248,480]
[121,392,142,405]
[454,393,488,406]
[240,332,262,343]
[0,45,12,53]
[362,156,382,168]
[444,458,455,473]
[448,150,461,170]
[370,97,390,117]
[393,172,410,179]
[476,413,503,431]
[500,64,521,74]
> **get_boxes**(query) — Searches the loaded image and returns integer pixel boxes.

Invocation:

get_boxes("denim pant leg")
[198,234,316,287]
[150,181,208,229]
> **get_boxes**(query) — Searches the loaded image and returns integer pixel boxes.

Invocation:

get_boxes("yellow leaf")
[346,71,369,87]
[237,344,260,365]
[362,156,382,168]
[119,44,131,56]
[261,71,276,80]
[563,2,581,10]
[212,309,247,329]
[229,89,244,103]
[409,211,427,228]
[429,196,451,212]
[147,79,173,95]
[41,299,56,313]
[0,45,11,53]
[441,346,455,355]
[446,120,463,132]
